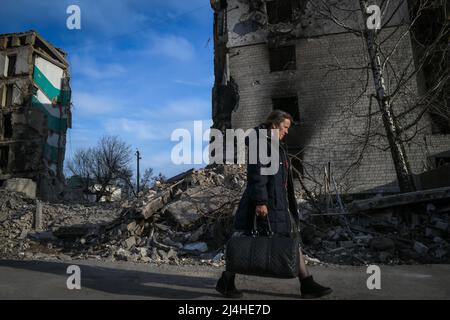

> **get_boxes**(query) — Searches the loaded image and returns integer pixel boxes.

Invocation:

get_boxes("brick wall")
[227,26,448,193]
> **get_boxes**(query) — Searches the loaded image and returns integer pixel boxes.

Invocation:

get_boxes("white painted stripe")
[34,89,67,119]
[35,57,64,90]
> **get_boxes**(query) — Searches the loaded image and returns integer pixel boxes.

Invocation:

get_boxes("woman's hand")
[256,205,268,217]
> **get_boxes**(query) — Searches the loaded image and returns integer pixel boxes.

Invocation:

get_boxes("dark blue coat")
[233,123,300,236]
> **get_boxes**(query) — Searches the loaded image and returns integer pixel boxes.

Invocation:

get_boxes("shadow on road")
[0,259,308,299]
[0,259,225,299]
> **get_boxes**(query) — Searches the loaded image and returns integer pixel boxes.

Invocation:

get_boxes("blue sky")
[0,0,214,179]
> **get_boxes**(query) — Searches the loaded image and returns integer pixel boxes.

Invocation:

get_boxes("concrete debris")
[4,178,37,199]
[1,164,449,267]
[300,193,450,265]
[124,236,136,249]
[413,241,429,255]
[369,237,395,252]
[164,200,203,230]
[0,165,246,266]
[183,242,209,253]
[347,186,450,213]
[114,248,130,261]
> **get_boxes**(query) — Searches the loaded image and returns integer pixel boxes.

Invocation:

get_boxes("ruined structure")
[211,0,450,194]
[0,31,71,200]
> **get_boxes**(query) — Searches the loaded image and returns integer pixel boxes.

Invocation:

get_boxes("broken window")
[269,45,296,72]
[5,84,13,107]
[3,113,12,139]
[6,55,17,77]
[0,146,9,171]
[272,96,300,122]
[266,0,293,24]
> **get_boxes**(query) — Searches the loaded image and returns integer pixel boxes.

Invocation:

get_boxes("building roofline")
[0,29,68,66]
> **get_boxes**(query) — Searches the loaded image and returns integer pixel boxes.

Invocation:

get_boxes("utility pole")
[135,149,142,195]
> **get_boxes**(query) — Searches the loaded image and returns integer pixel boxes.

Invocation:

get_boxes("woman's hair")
[265,110,294,128]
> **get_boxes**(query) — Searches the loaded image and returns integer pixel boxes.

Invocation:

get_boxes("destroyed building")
[211,0,450,194]
[0,31,71,200]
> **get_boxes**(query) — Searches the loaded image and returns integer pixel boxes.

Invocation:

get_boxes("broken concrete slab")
[124,236,136,249]
[137,247,148,258]
[432,219,449,231]
[369,237,395,251]
[4,178,36,199]
[348,186,450,213]
[183,242,208,253]
[53,224,101,239]
[126,221,137,232]
[322,240,338,249]
[28,231,57,242]
[161,237,183,249]
[140,190,172,220]
[413,241,429,255]
[164,200,203,230]
[339,241,355,249]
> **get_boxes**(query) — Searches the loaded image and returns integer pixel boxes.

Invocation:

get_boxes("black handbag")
[225,215,299,279]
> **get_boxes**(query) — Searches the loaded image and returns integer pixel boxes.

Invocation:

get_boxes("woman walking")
[216,110,332,299]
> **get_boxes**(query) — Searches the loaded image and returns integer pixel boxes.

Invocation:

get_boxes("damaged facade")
[0,31,71,200]
[211,0,450,194]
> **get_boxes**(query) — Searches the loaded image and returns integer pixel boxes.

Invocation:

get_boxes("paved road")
[0,259,449,299]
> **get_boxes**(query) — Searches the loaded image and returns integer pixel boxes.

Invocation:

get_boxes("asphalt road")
[0,259,449,300]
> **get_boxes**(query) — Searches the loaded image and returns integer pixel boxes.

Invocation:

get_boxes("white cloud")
[72,92,124,116]
[148,34,195,61]
[174,77,213,87]
[104,118,160,140]
[103,116,212,143]
[134,97,210,120]
[71,56,126,80]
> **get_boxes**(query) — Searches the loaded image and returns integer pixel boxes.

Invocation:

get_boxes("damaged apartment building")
[211,0,450,194]
[0,31,71,200]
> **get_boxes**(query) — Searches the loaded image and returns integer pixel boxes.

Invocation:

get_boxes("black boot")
[300,275,332,299]
[215,271,243,298]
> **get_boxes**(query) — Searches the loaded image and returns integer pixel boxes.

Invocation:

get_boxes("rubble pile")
[0,189,37,257]
[76,165,247,266]
[1,164,449,267]
[0,166,246,264]
[0,188,121,259]
[299,200,450,265]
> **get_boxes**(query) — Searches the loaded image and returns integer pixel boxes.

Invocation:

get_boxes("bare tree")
[67,136,133,202]
[151,172,167,185]
[67,148,94,192]
[139,168,154,193]
[311,0,449,192]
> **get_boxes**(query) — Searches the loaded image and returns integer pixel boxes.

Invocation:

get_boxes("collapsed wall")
[0,30,71,201]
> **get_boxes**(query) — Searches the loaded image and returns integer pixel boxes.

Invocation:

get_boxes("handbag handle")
[252,212,274,237]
